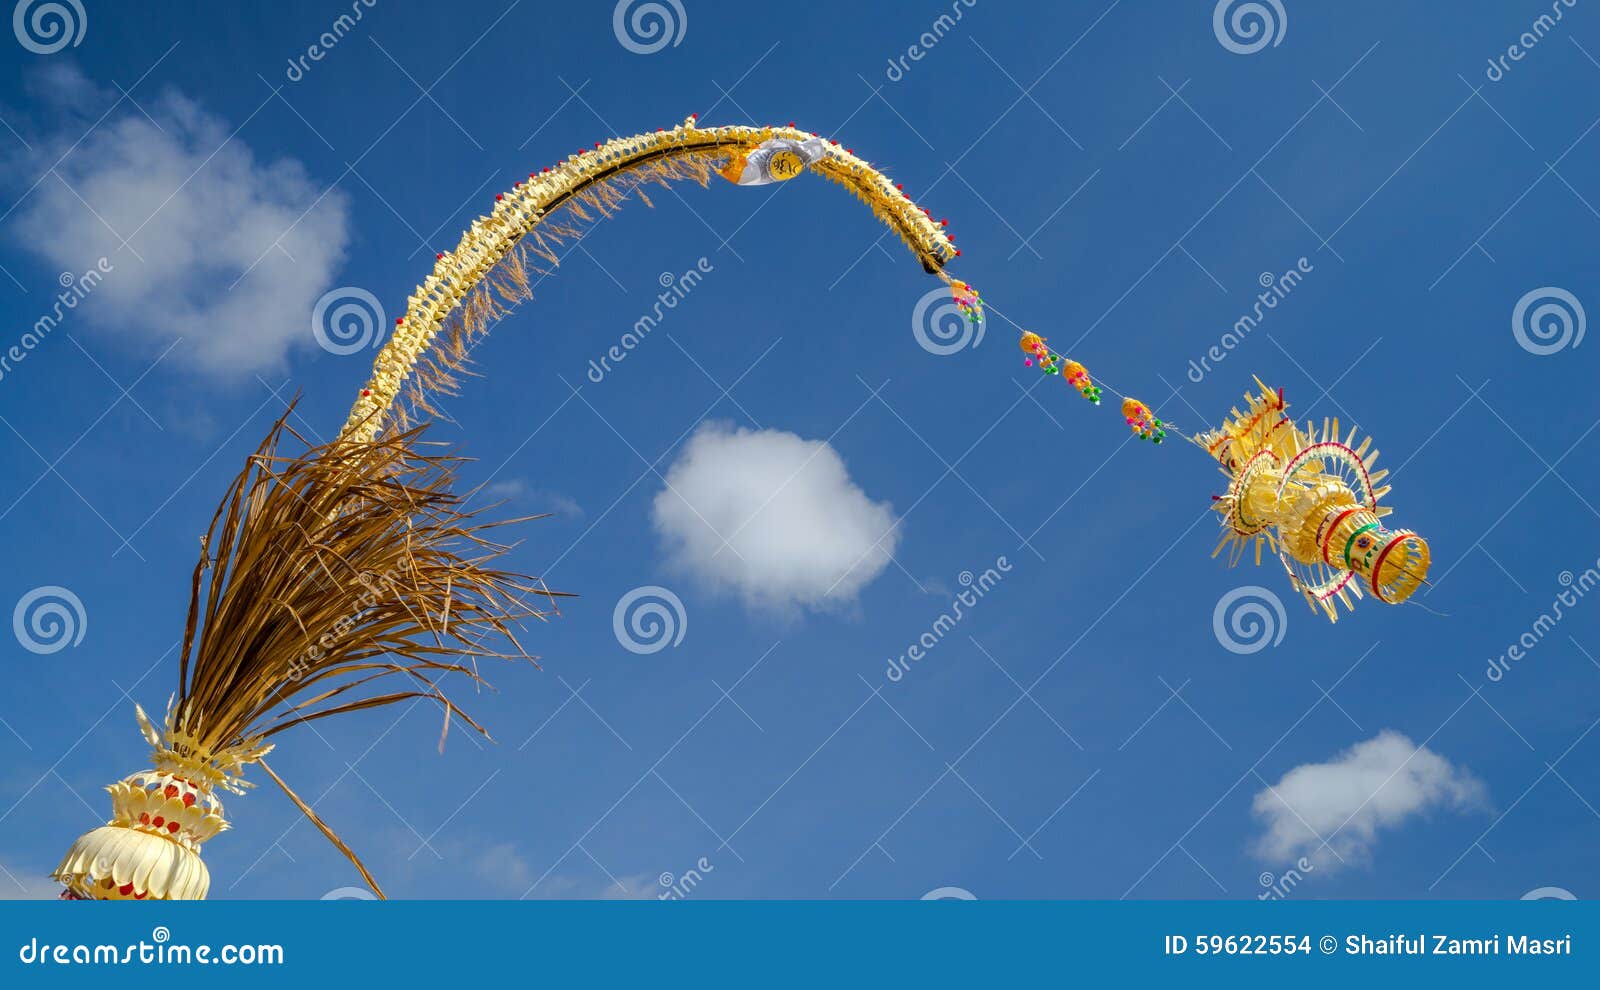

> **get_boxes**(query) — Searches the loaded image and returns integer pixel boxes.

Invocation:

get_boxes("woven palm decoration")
[1195,378,1430,620]
[54,116,959,900]
[54,418,559,899]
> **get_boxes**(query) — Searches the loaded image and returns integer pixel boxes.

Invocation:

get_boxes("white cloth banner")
[722,137,829,186]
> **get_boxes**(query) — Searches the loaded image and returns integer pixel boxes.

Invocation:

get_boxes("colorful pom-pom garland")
[1013,324,1170,438]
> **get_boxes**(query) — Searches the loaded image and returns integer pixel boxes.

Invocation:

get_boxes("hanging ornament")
[950,279,983,325]
[1018,331,1054,372]
[1060,360,1101,404]
[1122,397,1166,443]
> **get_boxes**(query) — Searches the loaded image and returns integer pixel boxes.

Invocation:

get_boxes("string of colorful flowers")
[963,289,1173,446]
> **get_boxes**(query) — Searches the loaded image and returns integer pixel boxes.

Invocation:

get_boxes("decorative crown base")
[53,704,253,901]
[54,823,211,900]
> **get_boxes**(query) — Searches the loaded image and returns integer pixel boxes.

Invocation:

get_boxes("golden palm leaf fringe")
[348,117,957,444]
[54,407,566,900]
[389,150,725,437]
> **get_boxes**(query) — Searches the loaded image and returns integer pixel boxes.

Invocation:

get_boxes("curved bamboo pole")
[341,116,958,443]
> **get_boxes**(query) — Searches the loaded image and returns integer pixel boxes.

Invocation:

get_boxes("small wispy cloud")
[528,872,659,900]
[461,838,654,899]
[0,861,57,900]
[481,480,584,520]
[1251,730,1488,869]
[470,840,533,893]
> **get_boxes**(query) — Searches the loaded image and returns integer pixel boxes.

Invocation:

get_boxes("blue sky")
[1,0,1598,901]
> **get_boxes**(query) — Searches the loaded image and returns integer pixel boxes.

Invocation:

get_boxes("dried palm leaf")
[54,405,564,900]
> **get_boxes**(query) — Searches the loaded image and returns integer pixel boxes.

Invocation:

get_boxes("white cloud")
[1251,730,1487,868]
[481,480,584,520]
[651,422,899,612]
[9,65,350,376]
